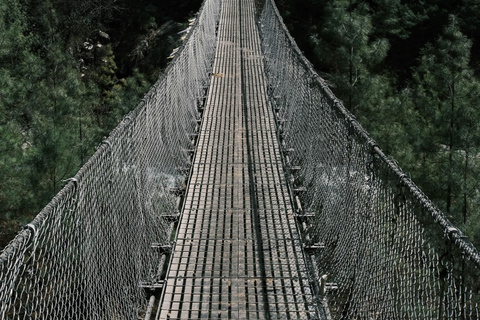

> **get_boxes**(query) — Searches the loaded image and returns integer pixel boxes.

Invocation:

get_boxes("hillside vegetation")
[277,0,480,248]
[2,0,480,252]
[0,0,202,248]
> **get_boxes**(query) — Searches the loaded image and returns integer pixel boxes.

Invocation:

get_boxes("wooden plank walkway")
[157,0,316,318]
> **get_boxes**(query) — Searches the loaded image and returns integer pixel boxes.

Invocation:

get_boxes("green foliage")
[0,0,199,247]
[309,0,390,122]
[277,0,480,250]
[460,0,480,70]
[409,16,480,227]
[367,0,418,39]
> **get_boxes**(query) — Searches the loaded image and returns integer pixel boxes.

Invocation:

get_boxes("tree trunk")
[463,151,468,224]
[446,79,454,214]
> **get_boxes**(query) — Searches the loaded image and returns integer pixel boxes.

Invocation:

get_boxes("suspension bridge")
[1,0,480,319]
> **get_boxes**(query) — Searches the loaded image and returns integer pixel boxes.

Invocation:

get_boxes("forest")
[275,0,480,250]
[1,0,480,251]
[0,0,202,248]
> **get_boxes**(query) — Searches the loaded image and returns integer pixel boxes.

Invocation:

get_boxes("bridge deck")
[158,0,315,318]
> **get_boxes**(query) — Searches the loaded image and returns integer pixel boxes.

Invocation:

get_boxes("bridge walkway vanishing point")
[158,0,319,318]
[3,0,480,318]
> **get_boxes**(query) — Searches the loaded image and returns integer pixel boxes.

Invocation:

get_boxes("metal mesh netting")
[259,0,480,318]
[2,0,480,318]
[0,0,220,318]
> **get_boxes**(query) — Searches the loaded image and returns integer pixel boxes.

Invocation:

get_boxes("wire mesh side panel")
[0,0,220,319]
[259,0,480,318]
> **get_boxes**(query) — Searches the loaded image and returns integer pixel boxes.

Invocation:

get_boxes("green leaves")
[280,0,480,249]
[408,16,480,227]
[310,0,390,119]
[0,0,28,59]
[0,0,158,238]
[368,0,420,39]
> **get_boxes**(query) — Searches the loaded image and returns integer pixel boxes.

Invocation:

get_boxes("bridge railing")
[259,0,480,318]
[0,0,220,318]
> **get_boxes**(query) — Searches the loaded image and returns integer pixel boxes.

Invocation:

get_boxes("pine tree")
[309,0,389,122]
[459,0,480,72]
[410,16,480,229]
[2,0,93,214]
[27,1,91,206]
[367,0,418,39]
[0,0,39,229]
